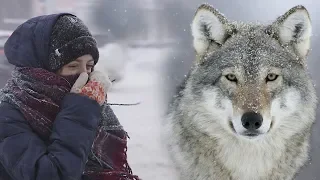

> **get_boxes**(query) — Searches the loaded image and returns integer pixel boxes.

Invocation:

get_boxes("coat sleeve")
[0,93,101,180]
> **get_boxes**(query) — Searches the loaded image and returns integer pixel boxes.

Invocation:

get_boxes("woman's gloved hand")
[71,71,112,105]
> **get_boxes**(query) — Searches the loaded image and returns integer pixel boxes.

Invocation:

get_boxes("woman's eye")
[266,73,279,82]
[86,65,94,70]
[225,74,237,83]
[68,65,78,68]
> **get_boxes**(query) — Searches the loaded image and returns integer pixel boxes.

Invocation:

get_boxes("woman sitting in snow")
[0,13,139,180]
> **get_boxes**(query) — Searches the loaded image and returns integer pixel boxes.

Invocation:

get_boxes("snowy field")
[102,46,178,180]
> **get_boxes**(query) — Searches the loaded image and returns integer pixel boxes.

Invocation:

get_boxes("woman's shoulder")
[0,101,24,121]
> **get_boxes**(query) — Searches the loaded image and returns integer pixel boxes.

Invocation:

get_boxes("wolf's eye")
[266,73,278,82]
[225,74,237,83]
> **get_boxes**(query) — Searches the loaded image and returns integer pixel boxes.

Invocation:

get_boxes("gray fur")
[164,4,317,180]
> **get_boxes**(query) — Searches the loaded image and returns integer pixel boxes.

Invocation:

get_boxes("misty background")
[0,0,319,179]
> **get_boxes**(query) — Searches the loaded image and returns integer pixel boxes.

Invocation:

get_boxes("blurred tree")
[158,1,194,44]
[156,1,196,103]
[90,0,149,42]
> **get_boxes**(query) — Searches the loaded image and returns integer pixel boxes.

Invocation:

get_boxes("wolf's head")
[181,4,317,141]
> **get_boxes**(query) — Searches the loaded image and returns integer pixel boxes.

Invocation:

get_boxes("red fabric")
[79,80,106,105]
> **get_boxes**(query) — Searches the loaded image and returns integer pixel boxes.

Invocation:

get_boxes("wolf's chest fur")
[167,122,308,180]
[215,137,281,180]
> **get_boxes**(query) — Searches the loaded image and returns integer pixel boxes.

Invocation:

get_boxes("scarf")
[0,67,140,180]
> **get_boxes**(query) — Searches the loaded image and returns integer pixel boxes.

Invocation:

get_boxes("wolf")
[164,3,318,180]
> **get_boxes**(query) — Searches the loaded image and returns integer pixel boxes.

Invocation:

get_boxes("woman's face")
[57,54,94,76]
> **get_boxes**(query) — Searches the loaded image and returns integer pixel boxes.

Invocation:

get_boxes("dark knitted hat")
[48,15,99,72]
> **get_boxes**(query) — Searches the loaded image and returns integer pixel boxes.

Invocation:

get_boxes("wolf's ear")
[273,5,312,59]
[191,4,232,57]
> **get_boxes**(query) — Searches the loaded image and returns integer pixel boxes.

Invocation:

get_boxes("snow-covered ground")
[103,46,178,180]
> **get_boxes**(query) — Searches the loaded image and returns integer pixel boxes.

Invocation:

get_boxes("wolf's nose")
[241,112,263,130]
